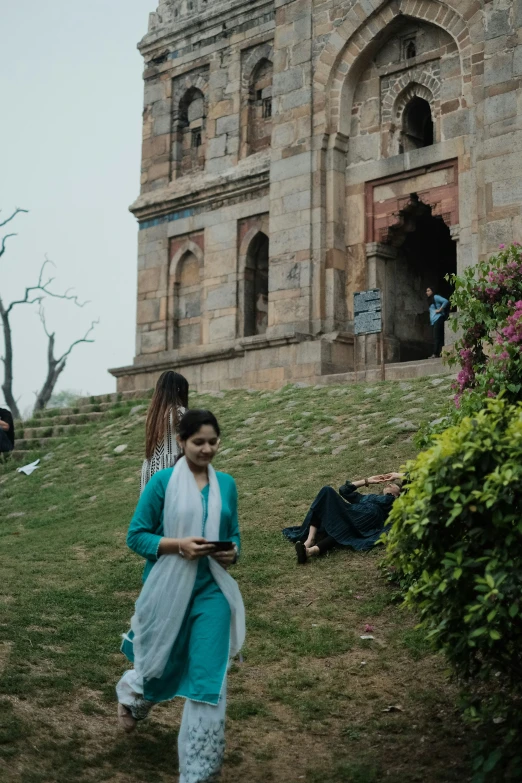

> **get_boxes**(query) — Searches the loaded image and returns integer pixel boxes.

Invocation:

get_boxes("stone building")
[111,0,522,392]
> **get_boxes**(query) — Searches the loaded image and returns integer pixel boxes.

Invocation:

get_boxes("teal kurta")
[121,468,240,705]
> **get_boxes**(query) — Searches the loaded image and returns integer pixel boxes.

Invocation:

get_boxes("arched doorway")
[386,195,456,360]
[244,232,269,337]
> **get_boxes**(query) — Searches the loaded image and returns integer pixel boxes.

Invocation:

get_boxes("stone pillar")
[267,0,313,338]
[322,132,350,333]
[356,242,400,368]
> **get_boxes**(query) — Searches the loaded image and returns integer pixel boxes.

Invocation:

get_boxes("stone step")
[32,398,151,421]
[32,403,111,419]
[24,411,106,428]
[316,358,455,386]
[20,424,94,440]
[76,390,153,406]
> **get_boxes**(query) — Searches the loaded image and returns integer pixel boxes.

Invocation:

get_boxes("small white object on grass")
[17,459,40,476]
[360,635,374,640]
[113,444,128,455]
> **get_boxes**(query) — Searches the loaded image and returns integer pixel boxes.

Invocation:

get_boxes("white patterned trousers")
[178,681,227,783]
[116,670,227,783]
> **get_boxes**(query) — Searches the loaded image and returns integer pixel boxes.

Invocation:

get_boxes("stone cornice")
[130,155,270,222]
[140,0,274,59]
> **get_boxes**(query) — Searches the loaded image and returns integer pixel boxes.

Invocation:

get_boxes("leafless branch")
[33,312,99,412]
[56,319,99,364]
[6,257,90,316]
[0,208,28,229]
[0,206,94,419]
[38,305,52,339]
[0,233,17,259]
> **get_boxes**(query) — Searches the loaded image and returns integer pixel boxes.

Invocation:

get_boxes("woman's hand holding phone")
[178,537,216,560]
[209,542,237,569]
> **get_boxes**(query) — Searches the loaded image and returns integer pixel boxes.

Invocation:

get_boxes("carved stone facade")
[111,0,522,391]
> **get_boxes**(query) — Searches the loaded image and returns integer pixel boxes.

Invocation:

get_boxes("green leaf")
[489,630,501,640]
[485,573,495,589]
[483,748,502,773]
[509,603,519,618]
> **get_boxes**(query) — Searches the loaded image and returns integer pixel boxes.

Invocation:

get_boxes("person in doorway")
[282,473,404,564]
[116,409,245,783]
[255,292,268,335]
[426,286,449,358]
[0,406,15,456]
[141,370,189,493]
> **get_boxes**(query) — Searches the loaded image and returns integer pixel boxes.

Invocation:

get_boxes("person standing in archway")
[426,286,449,358]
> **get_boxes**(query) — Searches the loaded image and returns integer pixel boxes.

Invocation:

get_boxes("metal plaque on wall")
[353,289,382,335]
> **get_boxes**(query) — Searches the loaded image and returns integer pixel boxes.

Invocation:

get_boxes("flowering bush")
[384,397,522,781]
[448,243,522,414]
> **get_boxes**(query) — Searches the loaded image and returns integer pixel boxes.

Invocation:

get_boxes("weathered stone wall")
[111,0,522,392]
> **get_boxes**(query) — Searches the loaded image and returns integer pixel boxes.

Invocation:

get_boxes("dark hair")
[426,285,435,303]
[145,371,189,459]
[178,409,220,441]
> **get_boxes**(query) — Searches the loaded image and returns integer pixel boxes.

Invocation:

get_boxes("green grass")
[0,375,472,782]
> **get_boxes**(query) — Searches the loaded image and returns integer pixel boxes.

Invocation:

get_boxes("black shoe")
[295,541,307,565]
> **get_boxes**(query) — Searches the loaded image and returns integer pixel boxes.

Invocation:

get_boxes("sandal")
[117,703,137,733]
[295,541,307,565]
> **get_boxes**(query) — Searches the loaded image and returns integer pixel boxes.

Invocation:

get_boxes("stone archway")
[244,232,269,337]
[365,166,459,363]
[386,195,457,360]
[313,1,472,344]
[316,0,472,134]
[168,238,204,350]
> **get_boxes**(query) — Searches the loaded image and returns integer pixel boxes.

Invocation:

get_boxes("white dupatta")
[130,457,246,684]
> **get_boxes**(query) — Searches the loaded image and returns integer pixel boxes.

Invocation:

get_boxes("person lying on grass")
[282,473,403,565]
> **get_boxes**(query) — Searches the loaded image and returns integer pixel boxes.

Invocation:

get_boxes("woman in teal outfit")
[116,410,245,783]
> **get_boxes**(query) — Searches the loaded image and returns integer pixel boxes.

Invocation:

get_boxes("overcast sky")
[0,0,154,415]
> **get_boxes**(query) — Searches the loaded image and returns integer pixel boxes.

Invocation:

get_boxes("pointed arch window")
[400,96,433,152]
[244,233,269,336]
[177,88,206,175]
[175,251,202,347]
[248,60,273,155]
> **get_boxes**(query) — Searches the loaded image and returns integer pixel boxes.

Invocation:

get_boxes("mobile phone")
[207,541,234,551]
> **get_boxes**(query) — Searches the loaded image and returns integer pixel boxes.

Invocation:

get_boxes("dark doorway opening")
[244,232,269,337]
[386,194,456,361]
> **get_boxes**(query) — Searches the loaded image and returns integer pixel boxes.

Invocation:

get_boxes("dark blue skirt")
[282,485,393,551]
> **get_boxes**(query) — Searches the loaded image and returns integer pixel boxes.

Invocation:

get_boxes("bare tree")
[0,208,97,420]
[34,307,98,411]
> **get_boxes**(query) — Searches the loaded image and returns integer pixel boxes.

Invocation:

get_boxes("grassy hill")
[0,375,472,783]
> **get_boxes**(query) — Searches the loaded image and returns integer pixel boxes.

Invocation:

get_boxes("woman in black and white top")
[140,371,189,494]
